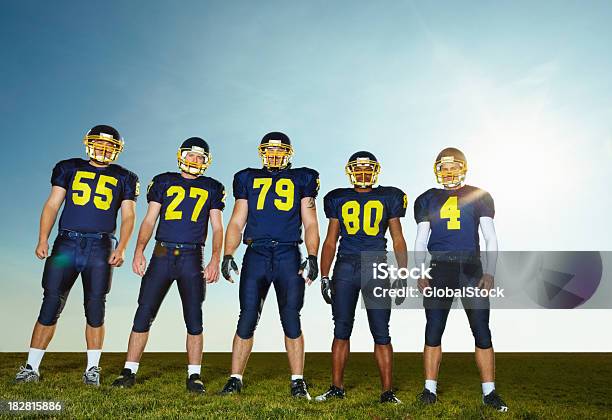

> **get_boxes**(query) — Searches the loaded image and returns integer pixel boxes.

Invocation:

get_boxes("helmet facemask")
[177,146,211,175]
[258,140,293,170]
[346,158,380,188]
[83,134,124,164]
[434,156,467,188]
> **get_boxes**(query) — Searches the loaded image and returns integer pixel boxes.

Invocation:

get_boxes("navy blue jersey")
[233,167,319,243]
[324,186,407,255]
[147,172,225,245]
[414,185,494,252]
[52,158,139,234]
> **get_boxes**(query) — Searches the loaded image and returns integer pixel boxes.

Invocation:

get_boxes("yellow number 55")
[72,171,118,211]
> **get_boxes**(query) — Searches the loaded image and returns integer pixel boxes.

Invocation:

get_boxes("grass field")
[0,352,611,419]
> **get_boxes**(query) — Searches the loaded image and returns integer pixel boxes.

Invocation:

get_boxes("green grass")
[1,352,611,419]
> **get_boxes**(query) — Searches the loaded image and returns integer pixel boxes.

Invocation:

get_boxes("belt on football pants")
[246,239,300,248]
[157,241,199,250]
[59,229,118,247]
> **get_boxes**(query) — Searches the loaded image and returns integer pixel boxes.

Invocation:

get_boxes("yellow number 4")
[72,171,118,210]
[440,196,461,230]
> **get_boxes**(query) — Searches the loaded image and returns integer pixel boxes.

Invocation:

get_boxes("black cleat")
[111,368,136,388]
[315,385,346,402]
[417,388,437,404]
[483,390,508,412]
[220,377,243,395]
[380,389,402,404]
[291,378,311,400]
[186,373,205,394]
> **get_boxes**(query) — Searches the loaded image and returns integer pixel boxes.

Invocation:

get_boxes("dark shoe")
[291,378,311,400]
[111,368,136,388]
[220,377,243,395]
[315,385,346,402]
[483,390,508,412]
[186,373,205,394]
[380,389,402,404]
[417,388,437,404]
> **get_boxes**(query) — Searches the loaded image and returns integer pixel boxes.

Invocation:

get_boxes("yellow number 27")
[165,186,209,221]
[440,196,461,230]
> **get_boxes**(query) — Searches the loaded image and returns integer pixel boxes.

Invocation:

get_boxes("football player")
[111,137,224,393]
[315,151,407,404]
[15,125,139,386]
[219,132,320,399]
[413,147,507,412]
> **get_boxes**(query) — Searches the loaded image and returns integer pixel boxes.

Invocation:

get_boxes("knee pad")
[132,305,156,333]
[84,296,106,328]
[473,326,492,349]
[236,309,260,339]
[37,293,68,326]
[333,318,354,341]
[425,321,446,347]
[279,309,301,339]
[185,312,203,335]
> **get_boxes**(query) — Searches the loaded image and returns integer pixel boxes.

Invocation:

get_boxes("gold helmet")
[177,137,212,175]
[345,151,381,188]
[434,147,467,188]
[258,132,293,170]
[83,125,124,164]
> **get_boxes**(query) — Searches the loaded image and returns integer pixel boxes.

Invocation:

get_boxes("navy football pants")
[236,244,304,339]
[424,260,492,349]
[331,255,392,345]
[132,244,206,335]
[38,234,113,327]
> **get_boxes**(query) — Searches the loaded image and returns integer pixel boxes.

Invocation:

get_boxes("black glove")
[221,255,239,282]
[392,278,407,305]
[321,276,333,304]
[299,255,319,282]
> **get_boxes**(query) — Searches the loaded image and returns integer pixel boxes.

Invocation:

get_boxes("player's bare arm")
[204,209,224,283]
[132,201,161,277]
[300,196,320,285]
[109,199,136,267]
[35,186,66,259]
[221,199,248,283]
[388,218,408,269]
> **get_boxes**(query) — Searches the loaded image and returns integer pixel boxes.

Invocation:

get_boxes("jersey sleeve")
[50,160,71,189]
[323,191,338,219]
[121,171,140,202]
[232,170,249,200]
[413,191,430,224]
[211,181,226,211]
[146,175,166,204]
[299,168,320,198]
[477,190,495,218]
[387,188,407,218]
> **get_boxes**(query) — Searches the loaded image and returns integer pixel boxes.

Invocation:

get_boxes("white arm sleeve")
[479,216,498,275]
[414,221,430,266]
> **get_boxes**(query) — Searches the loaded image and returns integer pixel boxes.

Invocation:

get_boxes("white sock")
[291,374,303,381]
[86,350,102,370]
[482,382,495,396]
[425,379,437,394]
[230,373,243,381]
[27,348,45,373]
[124,361,139,374]
[188,365,201,376]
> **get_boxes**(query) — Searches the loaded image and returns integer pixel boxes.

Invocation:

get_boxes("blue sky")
[1,1,611,352]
